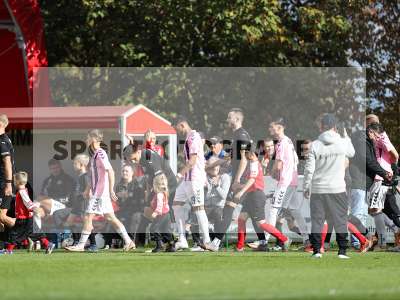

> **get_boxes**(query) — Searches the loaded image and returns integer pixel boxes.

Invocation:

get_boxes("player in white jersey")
[266,118,308,248]
[65,129,135,252]
[172,116,211,250]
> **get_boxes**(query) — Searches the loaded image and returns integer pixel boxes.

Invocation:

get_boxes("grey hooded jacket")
[303,130,355,194]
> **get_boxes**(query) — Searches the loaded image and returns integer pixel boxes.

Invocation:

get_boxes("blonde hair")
[0,114,9,127]
[144,129,156,142]
[14,171,28,186]
[153,173,168,193]
[87,129,103,142]
[73,154,90,166]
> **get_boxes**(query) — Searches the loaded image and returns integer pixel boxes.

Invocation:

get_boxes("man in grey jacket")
[303,114,355,259]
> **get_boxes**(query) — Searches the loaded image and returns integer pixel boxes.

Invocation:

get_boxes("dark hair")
[367,122,384,134]
[271,117,285,127]
[48,158,61,166]
[173,115,189,127]
[302,139,312,145]
[123,141,140,158]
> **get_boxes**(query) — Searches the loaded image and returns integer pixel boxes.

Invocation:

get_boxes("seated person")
[37,158,75,217]
[115,164,146,243]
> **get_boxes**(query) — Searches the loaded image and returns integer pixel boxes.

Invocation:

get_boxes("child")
[68,154,97,251]
[5,172,55,254]
[66,129,135,252]
[234,147,290,252]
[149,174,175,252]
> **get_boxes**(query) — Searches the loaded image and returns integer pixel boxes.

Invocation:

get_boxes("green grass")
[1,249,400,300]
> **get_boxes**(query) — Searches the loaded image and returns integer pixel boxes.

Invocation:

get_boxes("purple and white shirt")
[184,130,206,184]
[90,148,112,198]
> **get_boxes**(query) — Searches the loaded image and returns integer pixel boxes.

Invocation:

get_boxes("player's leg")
[309,194,326,257]
[190,181,211,247]
[173,182,190,249]
[326,193,349,258]
[66,213,95,251]
[264,186,287,244]
[0,193,15,227]
[104,212,135,251]
[236,212,248,251]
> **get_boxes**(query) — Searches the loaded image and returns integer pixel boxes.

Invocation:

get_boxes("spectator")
[205,136,226,160]
[304,113,355,259]
[260,138,275,176]
[297,140,312,176]
[38,159,75,217]
[115,164,145,243]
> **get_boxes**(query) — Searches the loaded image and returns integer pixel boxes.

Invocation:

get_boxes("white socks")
[195,209,211,244]
[117,225,132,245]
[77,231,91,248]
[33,212,42,231]
[173,205,188,241]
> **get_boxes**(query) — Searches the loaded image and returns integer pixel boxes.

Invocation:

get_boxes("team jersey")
[245,160,265,192]
[184,130,206,184]
[375,132,395,181]
[230,127,252,178]
[275,135,298,187]
[15,188,37,219]
[145,141,165,157]
[90,148,112,198]
[0,133,15,185]
[150,192,169,216]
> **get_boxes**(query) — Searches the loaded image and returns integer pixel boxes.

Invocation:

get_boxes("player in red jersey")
[235,147,290,252]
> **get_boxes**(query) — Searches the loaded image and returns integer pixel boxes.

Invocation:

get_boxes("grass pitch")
[1,249,400,300]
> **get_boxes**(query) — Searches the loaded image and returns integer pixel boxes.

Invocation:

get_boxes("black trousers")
[383,190,400,228]
[150,213,173,243]
[310,193,348,254]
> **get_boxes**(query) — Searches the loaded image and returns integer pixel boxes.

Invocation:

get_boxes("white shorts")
[271,186,301,209]
[368,181,388,213]
[174,180,205,207]
[49,199,66,215]
[86,196,114,215]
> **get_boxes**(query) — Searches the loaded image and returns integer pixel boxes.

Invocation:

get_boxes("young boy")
[234,147,290,252]
[66,129,135,252]
[67,154,97,251]
[3,172,55,254]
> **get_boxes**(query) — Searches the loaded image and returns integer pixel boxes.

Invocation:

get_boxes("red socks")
[347,222,367,244]
[6,243,16,252]
[259,223,288,243]
[41,237,49,248]
[237,219,247,249]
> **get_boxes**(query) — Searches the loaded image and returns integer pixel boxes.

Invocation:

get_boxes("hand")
[234,191,243,202]
[83,189,90,200]
[385,172,393,182]
[4,183,12,196]
[211,177,220,186]
[151,212,158,219]
[110,191,118,201]
[176,173,183,182]
[231,182,242,192]
[303,189,310,199]
[125,134,134,144]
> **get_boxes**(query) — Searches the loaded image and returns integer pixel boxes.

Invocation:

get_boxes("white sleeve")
[19,189,35,210]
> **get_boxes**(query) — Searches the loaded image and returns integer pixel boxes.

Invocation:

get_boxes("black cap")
[321,113,337,129]
[209,136,223,145]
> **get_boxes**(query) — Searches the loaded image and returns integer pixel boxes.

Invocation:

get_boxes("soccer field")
[2,250,400,300]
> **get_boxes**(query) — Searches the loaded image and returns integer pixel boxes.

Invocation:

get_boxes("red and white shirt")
[15,188,38,219]
[245,160,265,192]
[151,192,169,216]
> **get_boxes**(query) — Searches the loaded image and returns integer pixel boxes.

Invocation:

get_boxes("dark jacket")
[349,130,366,190]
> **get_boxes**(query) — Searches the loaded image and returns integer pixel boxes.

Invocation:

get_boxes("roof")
[1,104,176,134]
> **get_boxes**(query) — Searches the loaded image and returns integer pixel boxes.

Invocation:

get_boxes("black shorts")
[0,191,13,210]
[9,218,33,244]
[241,190,266,222]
